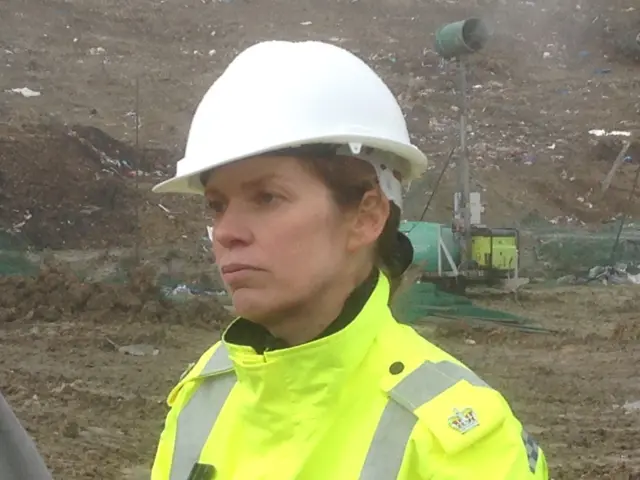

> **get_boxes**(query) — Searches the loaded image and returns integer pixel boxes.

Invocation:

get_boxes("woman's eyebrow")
[205,173,281,197]
[239,174,279,191]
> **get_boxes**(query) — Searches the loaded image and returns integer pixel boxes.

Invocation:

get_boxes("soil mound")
[0,263,232,328]
[0,123,173,250]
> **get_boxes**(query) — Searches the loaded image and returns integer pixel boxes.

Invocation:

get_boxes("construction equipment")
[470,227,519,276]
[401,221,520,292]
[402,18,522,293]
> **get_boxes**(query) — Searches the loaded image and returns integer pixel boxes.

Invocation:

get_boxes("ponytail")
[376,203,414,302]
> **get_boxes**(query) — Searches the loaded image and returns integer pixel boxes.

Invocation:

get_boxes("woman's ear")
[346,188,390,253]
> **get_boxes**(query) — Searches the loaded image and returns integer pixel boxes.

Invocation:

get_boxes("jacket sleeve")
[400,387,549,480]
[151,343,222,480]
[150,401,181,480]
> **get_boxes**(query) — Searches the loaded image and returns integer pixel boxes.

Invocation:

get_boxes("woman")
[151,40,548,479]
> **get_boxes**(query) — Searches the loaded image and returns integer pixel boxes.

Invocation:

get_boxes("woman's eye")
[207,199,226,214]
[255,192,278,205]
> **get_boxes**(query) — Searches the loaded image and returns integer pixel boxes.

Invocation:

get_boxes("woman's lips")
[219,263,262,284]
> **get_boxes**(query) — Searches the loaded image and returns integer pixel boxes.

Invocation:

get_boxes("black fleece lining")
[224,270,379,354]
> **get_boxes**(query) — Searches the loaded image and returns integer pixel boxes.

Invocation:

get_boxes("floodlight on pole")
[434,18,490,267]
[435,18,490,60]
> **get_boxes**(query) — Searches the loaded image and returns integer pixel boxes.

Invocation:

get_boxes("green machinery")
[400,221,519,291]
[401,18,521,291]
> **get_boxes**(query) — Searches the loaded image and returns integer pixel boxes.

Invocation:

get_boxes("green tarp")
[393,282,550,333]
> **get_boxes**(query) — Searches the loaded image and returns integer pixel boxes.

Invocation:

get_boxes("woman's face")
[205,155,383,323]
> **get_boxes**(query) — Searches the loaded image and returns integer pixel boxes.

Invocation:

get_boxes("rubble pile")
[0,263,233,328]
[0,123,173,250]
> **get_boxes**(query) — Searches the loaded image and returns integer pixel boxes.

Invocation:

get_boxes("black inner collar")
[224,270,379,354]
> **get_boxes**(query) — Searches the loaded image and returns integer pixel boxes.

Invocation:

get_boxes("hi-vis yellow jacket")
[151,274,548,480]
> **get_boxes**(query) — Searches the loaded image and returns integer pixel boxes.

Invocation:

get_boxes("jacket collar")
[224,269,378,353]
[221,271,392,403]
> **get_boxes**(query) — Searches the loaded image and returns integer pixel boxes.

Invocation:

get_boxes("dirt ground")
[2,0,640,478]
[1,271,640,480]
[0,265,233,478]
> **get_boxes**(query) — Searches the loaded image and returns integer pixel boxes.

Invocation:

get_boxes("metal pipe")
[458,59,472,263]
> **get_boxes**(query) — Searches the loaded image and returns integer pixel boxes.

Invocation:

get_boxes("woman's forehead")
[203,155,316,194]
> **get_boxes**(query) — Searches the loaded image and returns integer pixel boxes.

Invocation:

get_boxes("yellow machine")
[470,227,519,277]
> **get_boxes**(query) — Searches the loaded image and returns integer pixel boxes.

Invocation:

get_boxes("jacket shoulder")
[379,325,511,455]
[166,341,233,406]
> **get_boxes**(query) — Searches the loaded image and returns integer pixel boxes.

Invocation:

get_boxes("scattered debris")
[589,129,632,137]
[622,400,640,413]
[119,344,159,357]
[5,87,41,97]
[104,337,159,356]
[557,263,640,285]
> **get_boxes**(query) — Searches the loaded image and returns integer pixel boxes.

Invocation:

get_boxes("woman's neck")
[265,267,374,346]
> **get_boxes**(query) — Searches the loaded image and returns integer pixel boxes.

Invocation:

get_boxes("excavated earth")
[0,265,233,478]
[2,270,640,480]
[1,0,640,478]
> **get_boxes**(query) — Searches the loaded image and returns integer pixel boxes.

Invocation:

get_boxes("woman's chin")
[231,289,275,320]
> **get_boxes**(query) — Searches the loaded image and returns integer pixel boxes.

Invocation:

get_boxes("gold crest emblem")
[447,407,479,434]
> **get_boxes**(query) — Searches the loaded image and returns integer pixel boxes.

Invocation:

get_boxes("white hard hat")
[152,40,428,209]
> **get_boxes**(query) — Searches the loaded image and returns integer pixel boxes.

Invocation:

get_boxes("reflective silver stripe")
[359,397,418,479]
[522,430,539,473]
[169,344,237,480]
[360,360,490,479]
[390,360,488,411]
[199,344,234,376]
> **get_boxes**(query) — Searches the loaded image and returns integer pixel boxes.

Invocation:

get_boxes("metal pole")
[134,77,141,264]
[458,59,471,264]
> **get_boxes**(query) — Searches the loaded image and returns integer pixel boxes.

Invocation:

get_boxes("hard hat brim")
[152,136,428,195]
[152,165,203,194]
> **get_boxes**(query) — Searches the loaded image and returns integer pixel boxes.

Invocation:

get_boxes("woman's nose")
[213,209,253,249]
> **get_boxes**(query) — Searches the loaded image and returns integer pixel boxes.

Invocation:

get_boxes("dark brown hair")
[300,156,403,274]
